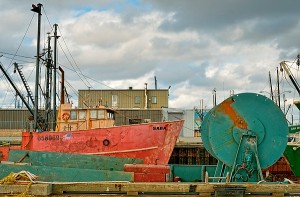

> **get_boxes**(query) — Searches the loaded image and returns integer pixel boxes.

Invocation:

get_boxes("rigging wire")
[0,51,35,60]
[57,26,92,88]
[0,11,35,108]
[0,55,35,64]
[8,13,35,68]
[37,15,143,104]
[59,63,140,103]
[42,6,54,33]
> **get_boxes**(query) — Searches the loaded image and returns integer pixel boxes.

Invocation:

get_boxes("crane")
[13,63,35,106]
[280,54,300,113]
[0,61,34,115]
[279,55,300,96]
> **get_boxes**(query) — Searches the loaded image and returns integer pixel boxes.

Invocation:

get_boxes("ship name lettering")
[153,126,166,130]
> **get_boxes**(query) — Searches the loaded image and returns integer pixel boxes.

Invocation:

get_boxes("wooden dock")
[1,182,300,196]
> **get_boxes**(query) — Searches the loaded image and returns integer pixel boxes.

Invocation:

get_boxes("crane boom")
[280,61,300,96]
[0,61,34,115]
[13,63,35,106]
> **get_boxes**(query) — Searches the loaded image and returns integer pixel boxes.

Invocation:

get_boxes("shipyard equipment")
[202,93,288,182]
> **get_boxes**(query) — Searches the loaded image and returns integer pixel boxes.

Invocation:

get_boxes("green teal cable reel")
[202,93,288,182]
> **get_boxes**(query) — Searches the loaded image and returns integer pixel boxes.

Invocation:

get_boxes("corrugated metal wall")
[0,109,31,129]
[78,89,168,109]
[114,109,164,125]
[0,109,164,128]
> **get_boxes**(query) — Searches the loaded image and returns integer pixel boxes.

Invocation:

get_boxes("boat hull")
[18,120,183,165]
[284,144,300,177]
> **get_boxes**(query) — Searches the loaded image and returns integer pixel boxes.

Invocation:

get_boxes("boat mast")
[31,3,42,131]
[53,24,59,130]
[59,66,65,104]
[276,67,280,108]
[268,71,274,102]
[45,33,52,131]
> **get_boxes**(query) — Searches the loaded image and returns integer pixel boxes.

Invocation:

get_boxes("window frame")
[134,96,141,104]
[70,110,77,120]
[90,110,97,119]
[151,96,157,104]
[78,110,86,120]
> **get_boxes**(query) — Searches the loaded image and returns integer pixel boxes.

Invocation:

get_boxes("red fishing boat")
[21,104,183,164]
[0,103,183,164]
[18,103,183,164]
[0,3,184,164]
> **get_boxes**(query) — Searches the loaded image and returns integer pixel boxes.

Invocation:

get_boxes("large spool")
[202,93,288,169]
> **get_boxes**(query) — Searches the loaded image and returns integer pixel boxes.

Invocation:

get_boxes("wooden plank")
[0,183,52,195]
[0,182,300,196]
[8,150,143,171]
[54,182,300,195]
[195,183,300,195]
[52,182,192,194]
[0,164,133,182]
[0,182,298,196]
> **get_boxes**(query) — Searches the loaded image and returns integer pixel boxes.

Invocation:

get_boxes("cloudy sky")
[0,0,300,121]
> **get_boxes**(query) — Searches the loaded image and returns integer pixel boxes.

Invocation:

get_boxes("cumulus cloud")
[0,0,300,123]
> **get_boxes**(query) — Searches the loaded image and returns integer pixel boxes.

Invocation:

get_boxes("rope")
[0,171,38,197]
[0,172,16,184]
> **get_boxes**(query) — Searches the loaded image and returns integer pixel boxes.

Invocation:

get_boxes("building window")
[151,96,157,104]
[112,95,118,108]
[135,96,141,104]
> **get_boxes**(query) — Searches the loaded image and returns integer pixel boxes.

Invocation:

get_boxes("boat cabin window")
[90,110,97,119]
[108,112,115,119]
[98,110,105,119]
[70,111,77,120]
[78,111,86,120]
